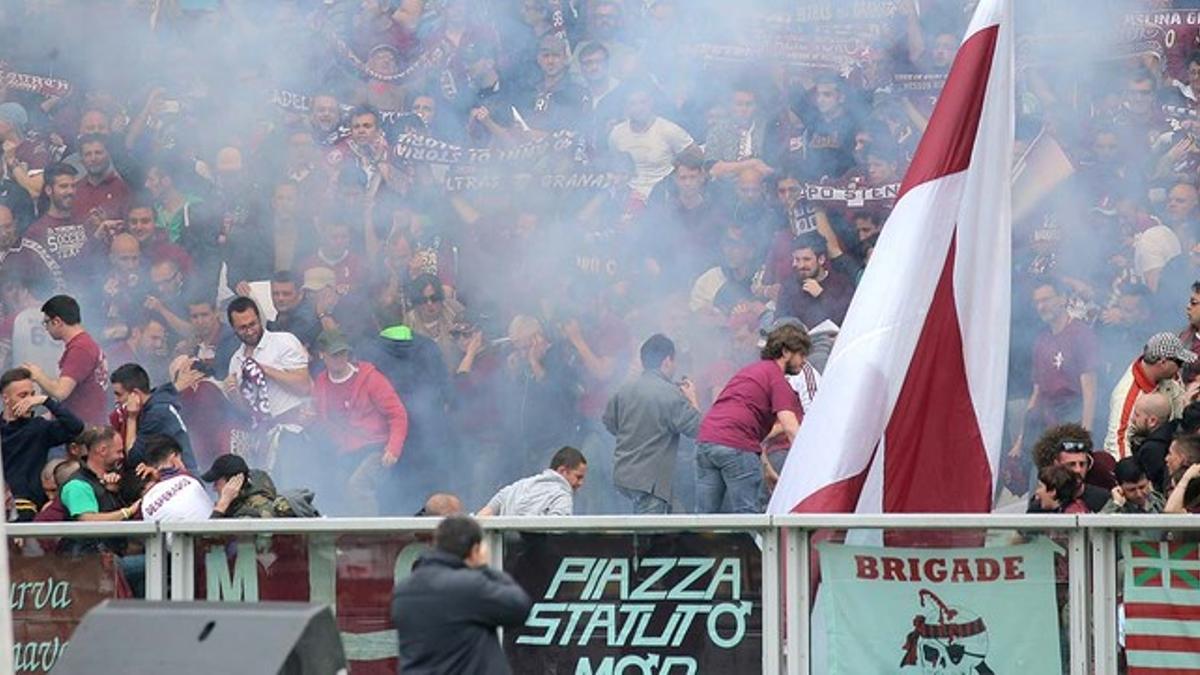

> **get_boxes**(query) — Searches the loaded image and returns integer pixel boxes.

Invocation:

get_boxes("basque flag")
[768,0,1014,515]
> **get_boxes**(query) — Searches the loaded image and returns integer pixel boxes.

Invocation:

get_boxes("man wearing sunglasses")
[1029,427,1109,513]
[1104,332,1194,460]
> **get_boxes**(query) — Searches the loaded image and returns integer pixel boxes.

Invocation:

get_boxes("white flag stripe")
[768,174,966,512]
[1126,618,1200,638]
[768,0,1011,514]
[1125,650,1200,670]
[953,0,1013,489]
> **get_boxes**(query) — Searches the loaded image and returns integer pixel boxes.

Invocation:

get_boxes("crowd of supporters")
[3,0,1200,531]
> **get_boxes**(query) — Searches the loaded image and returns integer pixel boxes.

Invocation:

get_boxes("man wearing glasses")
[22,294,109,425]
[1104,332,1194,460]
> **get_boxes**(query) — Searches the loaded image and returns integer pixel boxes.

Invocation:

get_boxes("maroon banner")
[8,547,130,674]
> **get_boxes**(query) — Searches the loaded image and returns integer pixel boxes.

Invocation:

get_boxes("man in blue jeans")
[695,323,808,513]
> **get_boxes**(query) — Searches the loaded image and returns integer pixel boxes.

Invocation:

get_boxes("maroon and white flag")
[769,0,1013,515]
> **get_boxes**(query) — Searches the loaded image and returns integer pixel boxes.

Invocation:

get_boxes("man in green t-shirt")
[60,426,139,522]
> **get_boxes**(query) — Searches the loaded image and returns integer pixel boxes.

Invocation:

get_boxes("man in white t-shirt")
[608,83,696,200]
[224,296,311,423]
[223,296,311,480]
[140,435,237,523]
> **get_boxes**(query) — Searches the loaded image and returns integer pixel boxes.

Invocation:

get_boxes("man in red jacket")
[311,329,408,515]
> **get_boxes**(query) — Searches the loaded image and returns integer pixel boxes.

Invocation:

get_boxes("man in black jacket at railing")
[1,366,84,519]
[392,515,531,675]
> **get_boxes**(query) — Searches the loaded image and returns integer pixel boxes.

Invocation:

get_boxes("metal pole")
[144,531,167,600]
[784,527,810,675]
[170,533,195,600]
[762,528,782,674]
[1068,528,1089,675]
[1090,528,1119,675]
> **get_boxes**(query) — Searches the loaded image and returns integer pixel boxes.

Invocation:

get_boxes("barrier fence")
[7,514,1197,674]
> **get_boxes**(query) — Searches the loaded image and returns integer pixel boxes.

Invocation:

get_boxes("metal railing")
[9,513,1199,675]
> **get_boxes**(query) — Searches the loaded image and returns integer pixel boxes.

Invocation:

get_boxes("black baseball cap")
[201,454,249,482]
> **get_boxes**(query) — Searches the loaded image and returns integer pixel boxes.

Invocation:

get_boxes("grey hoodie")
[484,469,573,516]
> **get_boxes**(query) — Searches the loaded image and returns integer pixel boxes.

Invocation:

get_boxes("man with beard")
[776,235,854,328]
[1009,279,1099,469]
[27,163,97,288]
[105,314,171,386]
[1128,392,1178,493]
[223,297,311,480]
[695,324,808,513]
[70,134,131,223]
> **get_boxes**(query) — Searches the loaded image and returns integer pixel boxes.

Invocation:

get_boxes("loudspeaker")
[51,600,348,675]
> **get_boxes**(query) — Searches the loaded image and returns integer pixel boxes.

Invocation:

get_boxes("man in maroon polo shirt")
[22,294,109,425]
[695,323,809,513]
[26,163,97,286]
[1010,279,1099,471]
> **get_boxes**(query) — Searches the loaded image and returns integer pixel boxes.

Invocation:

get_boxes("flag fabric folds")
[768,0,1014,515]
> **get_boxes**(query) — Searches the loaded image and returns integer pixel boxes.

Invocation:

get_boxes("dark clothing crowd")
[4,0,1200,528]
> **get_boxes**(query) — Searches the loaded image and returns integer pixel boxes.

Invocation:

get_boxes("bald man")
[1130,391,1179,492]
[418,492,464,517]
[108,233,141,277]
[104,233,146,333]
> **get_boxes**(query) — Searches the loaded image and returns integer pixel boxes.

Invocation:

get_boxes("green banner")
[818,540,1061,674]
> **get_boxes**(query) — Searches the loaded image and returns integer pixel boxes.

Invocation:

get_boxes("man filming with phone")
[1,366,85,517]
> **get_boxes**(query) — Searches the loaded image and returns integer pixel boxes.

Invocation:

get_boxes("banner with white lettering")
[9,550,131,674]
[818,540,1060,674]
[504,532,762,674]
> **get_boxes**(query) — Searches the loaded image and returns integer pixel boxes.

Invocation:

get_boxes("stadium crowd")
[3,0,1200,540]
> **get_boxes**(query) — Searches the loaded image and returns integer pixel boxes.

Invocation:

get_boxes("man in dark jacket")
[109,362,196,471]
[1128,391,1178,493]
[392,516,531,674]
[361,325,452,514]
[1,367,84,513]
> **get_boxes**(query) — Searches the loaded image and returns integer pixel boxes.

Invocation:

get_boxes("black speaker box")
[51,600,348,675]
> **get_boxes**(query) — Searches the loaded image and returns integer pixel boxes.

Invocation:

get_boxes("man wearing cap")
[1104,332,1194,459]
[311,329,408,515]
[139,435,217,523]
[201,453,277,519]
[515,34,589,132]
